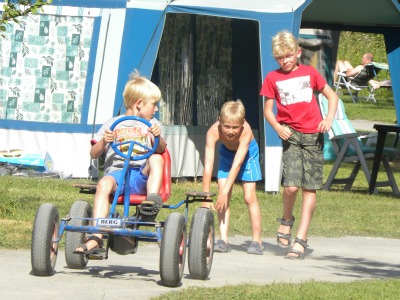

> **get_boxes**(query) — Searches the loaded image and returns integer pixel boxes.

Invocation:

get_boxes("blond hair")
[122,70,162,109]
[272,31,299,58]
[219,99,245,124]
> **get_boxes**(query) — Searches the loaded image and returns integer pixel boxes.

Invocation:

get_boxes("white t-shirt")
[92,115,161,174]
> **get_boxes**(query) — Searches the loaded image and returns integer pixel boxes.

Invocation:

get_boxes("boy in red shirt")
[261,31,338,259]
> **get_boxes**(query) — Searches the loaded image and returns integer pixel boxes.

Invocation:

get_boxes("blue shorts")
[106,165,148,195]
[218,139,262,182]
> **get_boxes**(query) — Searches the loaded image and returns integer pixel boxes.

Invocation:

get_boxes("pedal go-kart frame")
[31,116,215,287]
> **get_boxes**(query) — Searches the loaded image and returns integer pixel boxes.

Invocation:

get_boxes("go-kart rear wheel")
[160,212,187,287]
[65,200,92,269]
[31,203,59,276]
[188,208,215,280]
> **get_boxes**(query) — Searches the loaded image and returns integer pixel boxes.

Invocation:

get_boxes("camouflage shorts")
[281,126,324,190]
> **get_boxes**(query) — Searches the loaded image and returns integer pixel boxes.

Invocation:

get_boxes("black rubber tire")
[188,208,215,280]
[65,200,92,269]
[31,203,59,276]
[159,212,187,287]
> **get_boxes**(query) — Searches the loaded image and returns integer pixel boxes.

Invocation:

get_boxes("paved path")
[1,236,400,300]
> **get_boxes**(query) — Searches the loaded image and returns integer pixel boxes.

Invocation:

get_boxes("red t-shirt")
[260,64,326,133]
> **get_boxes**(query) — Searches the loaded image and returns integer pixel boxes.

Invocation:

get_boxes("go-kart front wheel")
[65,200,92,269]
[159,212,187,287]
[31,203,59,276]
[188,208,215,280]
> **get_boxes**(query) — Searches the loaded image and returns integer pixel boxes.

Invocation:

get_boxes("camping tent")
[0,0,308,192]
[1,0,400,193]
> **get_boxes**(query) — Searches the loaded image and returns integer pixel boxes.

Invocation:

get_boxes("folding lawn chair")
[319,94,399,193]
[334,62,386,103]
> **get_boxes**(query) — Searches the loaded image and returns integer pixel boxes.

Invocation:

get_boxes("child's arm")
[214,128,252,213]
[202,125,217,208]
[149,123,166,154]
[317,85,338,133]
[263,98,292,140]
[90,129,114,159]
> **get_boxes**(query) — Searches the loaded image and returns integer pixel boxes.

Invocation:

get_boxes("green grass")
[339,94,396,123]
[154,279,400,300]
[2,160,400,250]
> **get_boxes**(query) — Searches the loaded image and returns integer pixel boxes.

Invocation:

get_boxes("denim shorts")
[281,126,324,190]
[106,164,148,195]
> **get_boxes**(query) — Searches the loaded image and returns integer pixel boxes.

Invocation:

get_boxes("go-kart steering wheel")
[110,116,159,161]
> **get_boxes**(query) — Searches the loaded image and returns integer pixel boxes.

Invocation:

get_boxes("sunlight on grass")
[339,95,396,124]
[1,171,400,250]
[154,279,400,299]
[0,219,32,249]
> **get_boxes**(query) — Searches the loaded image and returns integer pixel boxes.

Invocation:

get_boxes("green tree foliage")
[337,31,387,64]
[1,0,52,33]
[337,31,392,100]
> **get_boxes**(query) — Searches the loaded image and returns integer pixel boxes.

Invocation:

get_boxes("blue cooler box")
[0,150,54,172]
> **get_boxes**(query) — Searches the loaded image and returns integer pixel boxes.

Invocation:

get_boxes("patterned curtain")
[158,14,232,126]
[0,15,93,123]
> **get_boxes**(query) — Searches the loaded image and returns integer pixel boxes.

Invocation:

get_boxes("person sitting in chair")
[334,52,374,83]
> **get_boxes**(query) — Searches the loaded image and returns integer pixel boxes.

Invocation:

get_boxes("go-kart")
[31,116,215,287]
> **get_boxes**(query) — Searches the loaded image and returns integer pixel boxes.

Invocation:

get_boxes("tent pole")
[89,12,111,180]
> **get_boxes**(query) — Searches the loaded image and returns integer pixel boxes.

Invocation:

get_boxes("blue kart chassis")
[54,116,213,252]
[55,194,212,247]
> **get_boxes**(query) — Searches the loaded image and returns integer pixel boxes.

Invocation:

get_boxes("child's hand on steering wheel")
[103,129,115,143]
[148,124,161,137]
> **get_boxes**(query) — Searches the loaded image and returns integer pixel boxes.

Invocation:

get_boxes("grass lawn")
[154,279,400,299]
[2,159,400,249]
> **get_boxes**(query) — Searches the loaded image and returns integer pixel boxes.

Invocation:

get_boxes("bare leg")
[287,188,316,257]
[217,178,232,243]
[218,208,230,243]
[277,186,299,246]
[243,181,262,244]
[334,60,354,82]
[334,60,342,83]
[75,175,117,252]
[142,154,163,194]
